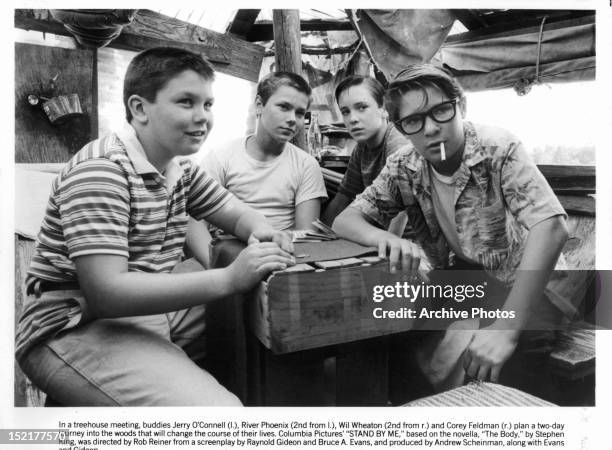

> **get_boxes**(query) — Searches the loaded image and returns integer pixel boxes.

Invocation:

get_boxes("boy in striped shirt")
[16,47,295,406]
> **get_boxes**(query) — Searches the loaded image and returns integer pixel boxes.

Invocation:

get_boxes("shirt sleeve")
[295,157,328,205]
[188,163,233,220]
[350,158,406,229]
[58,159,130,259]
[336,146,365,199]
[501,141,567,229]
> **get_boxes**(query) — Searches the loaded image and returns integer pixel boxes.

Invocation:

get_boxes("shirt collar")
[461,121,486,168]
[116,123,183,192]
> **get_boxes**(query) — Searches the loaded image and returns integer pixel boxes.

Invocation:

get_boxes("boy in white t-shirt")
[187,72,327,266]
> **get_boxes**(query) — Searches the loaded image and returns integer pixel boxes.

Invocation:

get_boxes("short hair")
[334,75,385,107]
[385,63,465,122]
[123,47,215,122]
[256,71,312,106]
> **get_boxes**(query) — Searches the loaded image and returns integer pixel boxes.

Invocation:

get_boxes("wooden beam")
[15,9,265,82]
[265,41,359,57]
[15,9,68,36]
[538,165,595,195]
[246,18,353,42]
[273,9,306,150]
[558,195,595,217]
[226,9,260,39]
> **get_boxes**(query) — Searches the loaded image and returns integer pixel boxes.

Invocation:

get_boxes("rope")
[534,15,548,84]
[513,15,549,96]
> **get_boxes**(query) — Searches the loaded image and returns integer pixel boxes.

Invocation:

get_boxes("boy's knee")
[215,389,243,406]
[155,369,243,406]
[163,384,242,406]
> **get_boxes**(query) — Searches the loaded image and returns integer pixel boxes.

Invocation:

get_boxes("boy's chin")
[273,136,293,146]
[180,144,204,155]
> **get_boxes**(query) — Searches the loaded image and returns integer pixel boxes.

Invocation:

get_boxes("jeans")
[19,305,242,406]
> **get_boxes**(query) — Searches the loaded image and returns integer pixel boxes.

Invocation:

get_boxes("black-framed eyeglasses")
[395,99,458,135]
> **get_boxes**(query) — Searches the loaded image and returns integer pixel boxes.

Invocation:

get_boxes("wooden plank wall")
[14,237,45,407]
[15,42,97,163]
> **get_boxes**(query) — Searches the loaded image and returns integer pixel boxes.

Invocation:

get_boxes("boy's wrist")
[217,267,238,296]
[371,229,396,246]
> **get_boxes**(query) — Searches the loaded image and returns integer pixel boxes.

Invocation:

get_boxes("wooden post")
[272,9,306,150]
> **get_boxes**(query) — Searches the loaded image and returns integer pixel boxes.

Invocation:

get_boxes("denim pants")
[19,304,241,406]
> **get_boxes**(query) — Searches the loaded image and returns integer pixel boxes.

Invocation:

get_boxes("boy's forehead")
[162,69,214,93]
[338,85,372,105]
[269,85,309,105]
[399,85,448,115]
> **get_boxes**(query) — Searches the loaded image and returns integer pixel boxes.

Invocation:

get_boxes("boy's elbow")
[557,217,569,244]
[554,216,569,244]
[331,208,348,232]
[546,215,569,248]
[83,287,119,319]
[332,207,359,234]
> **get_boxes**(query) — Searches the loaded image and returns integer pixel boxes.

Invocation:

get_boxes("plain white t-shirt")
[429,165,478,264]
[201,136,327,231]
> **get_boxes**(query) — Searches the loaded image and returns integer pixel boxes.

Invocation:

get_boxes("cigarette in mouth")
[440,142,446,161]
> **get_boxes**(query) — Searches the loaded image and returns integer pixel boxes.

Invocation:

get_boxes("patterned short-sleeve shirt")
[351,121,567,284]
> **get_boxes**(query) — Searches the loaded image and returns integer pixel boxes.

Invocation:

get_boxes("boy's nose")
[423,115,440,136]
[193,107,210,123]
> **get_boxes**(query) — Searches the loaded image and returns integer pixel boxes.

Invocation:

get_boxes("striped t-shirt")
[337,123,411,199]
[27,126,231,289]
[16,126,231,360]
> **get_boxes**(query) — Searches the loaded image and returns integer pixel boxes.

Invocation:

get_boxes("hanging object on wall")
[28,73,85,125]
[49,9,138,48]
[28,93,85,125]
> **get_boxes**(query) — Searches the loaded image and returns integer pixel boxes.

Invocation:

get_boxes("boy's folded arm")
[74,254,237,318]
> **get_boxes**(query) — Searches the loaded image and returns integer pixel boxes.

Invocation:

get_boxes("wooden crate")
[249,260,417,354]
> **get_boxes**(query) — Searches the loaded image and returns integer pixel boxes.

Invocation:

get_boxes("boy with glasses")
[333,64,569,395]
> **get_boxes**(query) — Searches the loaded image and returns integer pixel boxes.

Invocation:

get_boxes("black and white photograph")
[3,2,611,449]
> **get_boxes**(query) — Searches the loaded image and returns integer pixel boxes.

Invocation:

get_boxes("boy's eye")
[405,117,421,126]
[204,101,214,109]
[358,105,368,111]
[340,109,349,116]
[178,98,193,106]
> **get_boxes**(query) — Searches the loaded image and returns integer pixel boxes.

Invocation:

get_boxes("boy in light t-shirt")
[187,72,327,265]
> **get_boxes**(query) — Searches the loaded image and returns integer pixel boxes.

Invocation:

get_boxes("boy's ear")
[127,94,148,124]
[458,97,467,118]
[254,95,263,117]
